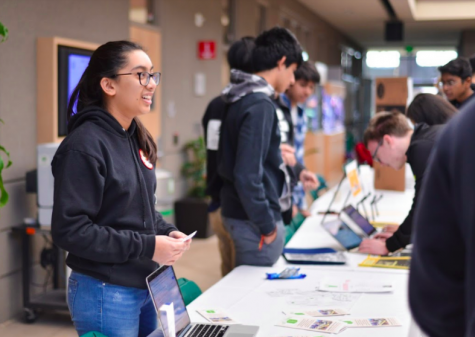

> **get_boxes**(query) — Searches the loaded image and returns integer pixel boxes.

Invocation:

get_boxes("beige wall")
[0,0,129,323]
[234,0,361,65]
[158,0,224,198]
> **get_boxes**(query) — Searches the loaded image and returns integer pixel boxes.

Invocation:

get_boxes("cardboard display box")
[373,161,406,192]
[372,77,413,192]
[304,131,345,186]
[375,77,413,114]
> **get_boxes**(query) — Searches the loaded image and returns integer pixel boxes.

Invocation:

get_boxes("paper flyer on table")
[196,309,238,324]
[319,278,393,293]
[277,316,347,334]
[340,317,402,328]
[283,308,349,317]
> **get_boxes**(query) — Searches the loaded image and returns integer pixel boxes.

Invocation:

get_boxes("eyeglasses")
[439,79,459,88]
[114,72,161,86]
[372,139,384,163]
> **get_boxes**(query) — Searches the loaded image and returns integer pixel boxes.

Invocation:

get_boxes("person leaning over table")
[358,111,444,255]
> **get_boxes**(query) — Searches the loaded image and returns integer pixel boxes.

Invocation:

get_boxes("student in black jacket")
[51,41,190,337]
[358,111,443,255]
[202,36,255,276]
[218,27,303,267]
[409,94,475,337]
[439,57,475,109]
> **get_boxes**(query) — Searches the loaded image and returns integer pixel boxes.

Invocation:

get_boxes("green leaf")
[0,146,12,168]
[0,21,8,43]
[0,154,8,208]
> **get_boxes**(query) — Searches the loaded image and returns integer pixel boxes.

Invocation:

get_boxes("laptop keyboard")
[187,324,229,337]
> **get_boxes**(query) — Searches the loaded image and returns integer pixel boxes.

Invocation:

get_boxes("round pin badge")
[139,149,154,170]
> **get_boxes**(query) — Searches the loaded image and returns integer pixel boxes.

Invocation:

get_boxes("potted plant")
[0,21,12,208]
[174,137,213,238]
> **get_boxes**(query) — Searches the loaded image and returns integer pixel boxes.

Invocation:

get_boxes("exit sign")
[198,41,216,60]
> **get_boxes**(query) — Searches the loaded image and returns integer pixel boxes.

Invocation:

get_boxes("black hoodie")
[218,70,288,235]
[51,107,176,289]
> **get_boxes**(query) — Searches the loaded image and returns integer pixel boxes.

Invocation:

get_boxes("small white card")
[181,231,197,242]
[277,316,347,334]
[197,309,238,324]
[283,308,349,317]
[340,317,402,328]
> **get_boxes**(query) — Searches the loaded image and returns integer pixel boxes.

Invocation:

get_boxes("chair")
[178,278,202,306]
[310,174,328,201]
[80,332,108,337]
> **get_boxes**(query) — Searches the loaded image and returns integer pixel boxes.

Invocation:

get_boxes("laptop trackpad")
[225,325,259,337]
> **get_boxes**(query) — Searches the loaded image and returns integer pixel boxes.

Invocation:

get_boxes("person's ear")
[383,134,393,147]
[277,56,287,70]
[100,77,117,97]
[465,77,473,87]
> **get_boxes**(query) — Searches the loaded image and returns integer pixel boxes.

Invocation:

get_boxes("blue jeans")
[223,218,285,267]
[68,271,158,337]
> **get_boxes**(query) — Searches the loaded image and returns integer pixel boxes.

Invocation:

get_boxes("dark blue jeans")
[68,271,158,337]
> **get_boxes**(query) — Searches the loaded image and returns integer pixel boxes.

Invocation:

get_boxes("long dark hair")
[67,40,158,163]
[406,93,457,125]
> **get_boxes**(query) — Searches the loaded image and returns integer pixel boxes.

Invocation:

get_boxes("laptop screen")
[322,219,362,250]
[342,205,376,236]
[147,266,191,336]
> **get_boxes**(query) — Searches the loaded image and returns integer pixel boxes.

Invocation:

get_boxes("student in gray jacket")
[218,27,302,267]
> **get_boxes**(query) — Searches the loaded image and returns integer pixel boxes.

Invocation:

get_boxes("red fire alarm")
[198,41,216,60]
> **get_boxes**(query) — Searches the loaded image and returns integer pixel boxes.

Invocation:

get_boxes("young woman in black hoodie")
[51,41,190,337]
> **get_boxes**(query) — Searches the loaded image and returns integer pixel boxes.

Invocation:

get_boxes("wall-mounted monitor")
[57,46,93,137]
[37,37,98,144]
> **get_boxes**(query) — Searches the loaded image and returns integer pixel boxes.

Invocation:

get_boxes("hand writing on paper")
[358,238,389,256]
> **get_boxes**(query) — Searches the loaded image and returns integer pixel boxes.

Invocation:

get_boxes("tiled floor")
[0,235,222,337]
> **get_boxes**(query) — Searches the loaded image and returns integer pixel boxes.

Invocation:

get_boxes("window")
[415,50,458,67]
[366,50,400,68]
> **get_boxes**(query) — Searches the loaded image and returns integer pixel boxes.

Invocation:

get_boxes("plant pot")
[174,197,213,238]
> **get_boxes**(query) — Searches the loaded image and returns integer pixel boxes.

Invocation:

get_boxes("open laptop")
[322,218,362,250]
[146,265,259,337]
[340,205,377,238]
